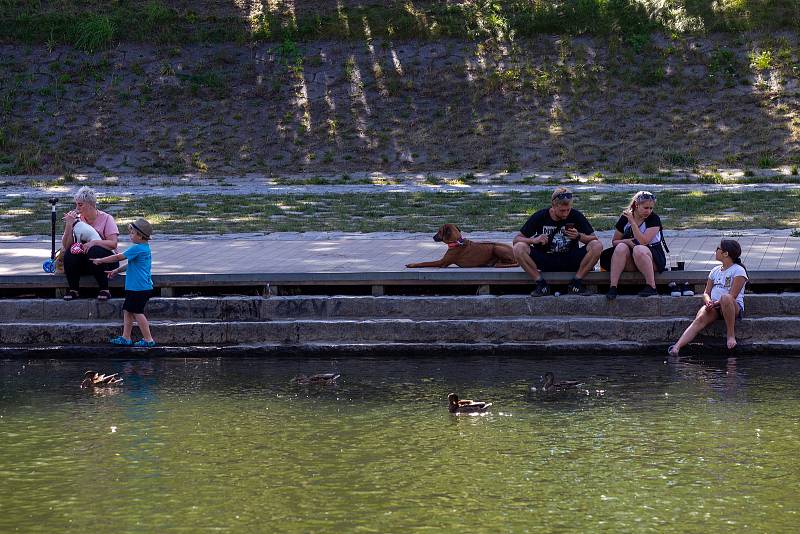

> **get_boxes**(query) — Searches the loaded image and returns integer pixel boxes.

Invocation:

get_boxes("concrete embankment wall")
[2,295,800,356]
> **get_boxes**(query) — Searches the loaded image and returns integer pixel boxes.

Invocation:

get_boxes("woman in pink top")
[61,186,120,300]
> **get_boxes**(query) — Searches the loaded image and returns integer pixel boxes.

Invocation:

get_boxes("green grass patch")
[73,14,115,52]
[176,71,229,98]
[1,190,799,235]
[708,47,743,86]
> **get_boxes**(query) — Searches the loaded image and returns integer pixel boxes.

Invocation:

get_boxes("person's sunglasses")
[635,192,656,201]
[553,192,573,200]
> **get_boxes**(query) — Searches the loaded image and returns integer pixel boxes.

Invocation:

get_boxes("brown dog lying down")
[406,223,518,268]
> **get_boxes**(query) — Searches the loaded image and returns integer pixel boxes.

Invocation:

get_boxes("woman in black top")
[606,191,666,299]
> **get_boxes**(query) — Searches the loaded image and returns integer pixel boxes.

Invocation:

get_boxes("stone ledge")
[1,295,798,321]
[0,270,780,289]
[1,316,799,346]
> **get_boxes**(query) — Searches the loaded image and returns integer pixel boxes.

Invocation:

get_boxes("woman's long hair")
[628,190,656,213]
[719,239,746,272]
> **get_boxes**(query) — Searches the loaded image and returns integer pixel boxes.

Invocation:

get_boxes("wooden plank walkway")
[0,232,796,284]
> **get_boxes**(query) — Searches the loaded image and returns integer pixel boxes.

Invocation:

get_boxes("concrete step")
[2,316,799,346]
[1,294,798,322]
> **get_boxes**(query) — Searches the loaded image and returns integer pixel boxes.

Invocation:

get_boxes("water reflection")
[1,355,799,532]
[667,355,747,400]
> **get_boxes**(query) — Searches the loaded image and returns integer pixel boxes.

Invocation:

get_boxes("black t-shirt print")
[520,208,594,254]
[615,212,662,245]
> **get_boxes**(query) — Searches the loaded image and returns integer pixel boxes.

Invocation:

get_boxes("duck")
[447,393,492,413]
[291,373,341,385]
[535,372,583,392]
[80,370,123,389]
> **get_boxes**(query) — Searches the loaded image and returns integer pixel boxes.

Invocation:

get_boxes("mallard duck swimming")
[291,373,341,385]
[80,370,123,389]
[448,393,492,413]
[537,372,583,392]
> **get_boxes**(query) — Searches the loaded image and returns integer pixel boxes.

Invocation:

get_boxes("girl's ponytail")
[720,239,746,273]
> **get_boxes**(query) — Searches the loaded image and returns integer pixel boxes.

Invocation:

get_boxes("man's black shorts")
[530,246,587,272]
[123,289,152,314]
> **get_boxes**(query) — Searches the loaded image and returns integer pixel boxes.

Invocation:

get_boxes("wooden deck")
[1,232,797,294]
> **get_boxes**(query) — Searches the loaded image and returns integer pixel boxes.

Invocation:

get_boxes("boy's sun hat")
[129,218,153,240]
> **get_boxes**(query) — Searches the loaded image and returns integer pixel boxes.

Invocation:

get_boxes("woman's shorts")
[530,246,588,272]
[713,301,744,319]
[600,243,667,273]
[649,243,667,273]
[123,289,152,314]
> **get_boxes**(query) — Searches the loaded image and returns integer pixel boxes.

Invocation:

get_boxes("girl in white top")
[669,239,748,356]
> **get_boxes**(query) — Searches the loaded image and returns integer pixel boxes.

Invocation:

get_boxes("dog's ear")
[443,224,456,242]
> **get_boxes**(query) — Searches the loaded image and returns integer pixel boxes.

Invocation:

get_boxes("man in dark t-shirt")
[512,187,603,296]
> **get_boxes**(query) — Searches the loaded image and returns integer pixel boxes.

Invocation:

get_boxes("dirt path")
[5,178,800,200]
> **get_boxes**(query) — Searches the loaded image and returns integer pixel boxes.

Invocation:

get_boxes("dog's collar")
[447,238,466,249]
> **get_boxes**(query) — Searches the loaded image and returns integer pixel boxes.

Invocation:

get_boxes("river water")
[1,355,798,532]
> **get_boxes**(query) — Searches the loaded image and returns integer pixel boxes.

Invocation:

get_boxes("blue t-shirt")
[123,243,153,291]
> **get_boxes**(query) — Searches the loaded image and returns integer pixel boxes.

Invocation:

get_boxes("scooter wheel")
[42,259,55,273]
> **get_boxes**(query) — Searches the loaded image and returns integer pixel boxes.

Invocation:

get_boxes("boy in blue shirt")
[93,218,156,347]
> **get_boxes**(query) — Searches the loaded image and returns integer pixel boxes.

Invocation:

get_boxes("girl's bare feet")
[727,336,737,350]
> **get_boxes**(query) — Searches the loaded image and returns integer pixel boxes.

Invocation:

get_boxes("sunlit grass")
[1,190,799,235]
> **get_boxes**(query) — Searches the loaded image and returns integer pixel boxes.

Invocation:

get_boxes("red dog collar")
[447,238,466,249]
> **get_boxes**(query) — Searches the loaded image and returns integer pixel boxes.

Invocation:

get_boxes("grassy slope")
[1,1,798,48]
[1,2,799,178]
[1,34,799,176]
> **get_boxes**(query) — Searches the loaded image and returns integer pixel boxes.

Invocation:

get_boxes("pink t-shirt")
[81,210,119,250]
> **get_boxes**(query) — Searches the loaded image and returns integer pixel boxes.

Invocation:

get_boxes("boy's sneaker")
[638,285,658,297]
[568,278,590,296]
[110,336,133,346]
[681,282,695,296]
[668,282,681,297]
[606,286,618,301]
[134,339,156,347]
[531,279,550,297]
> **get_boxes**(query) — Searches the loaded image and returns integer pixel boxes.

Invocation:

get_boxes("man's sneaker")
[568,278,590,296]
[606,286,618,301]
[668,282,681,297]
[680,282,695,296]
[531,280,550,297]
[638,285,658,297]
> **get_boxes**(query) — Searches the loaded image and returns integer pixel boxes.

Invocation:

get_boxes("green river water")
[1,355,798,533]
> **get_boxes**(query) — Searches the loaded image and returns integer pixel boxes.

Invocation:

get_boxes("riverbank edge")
[3,340,800,358]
